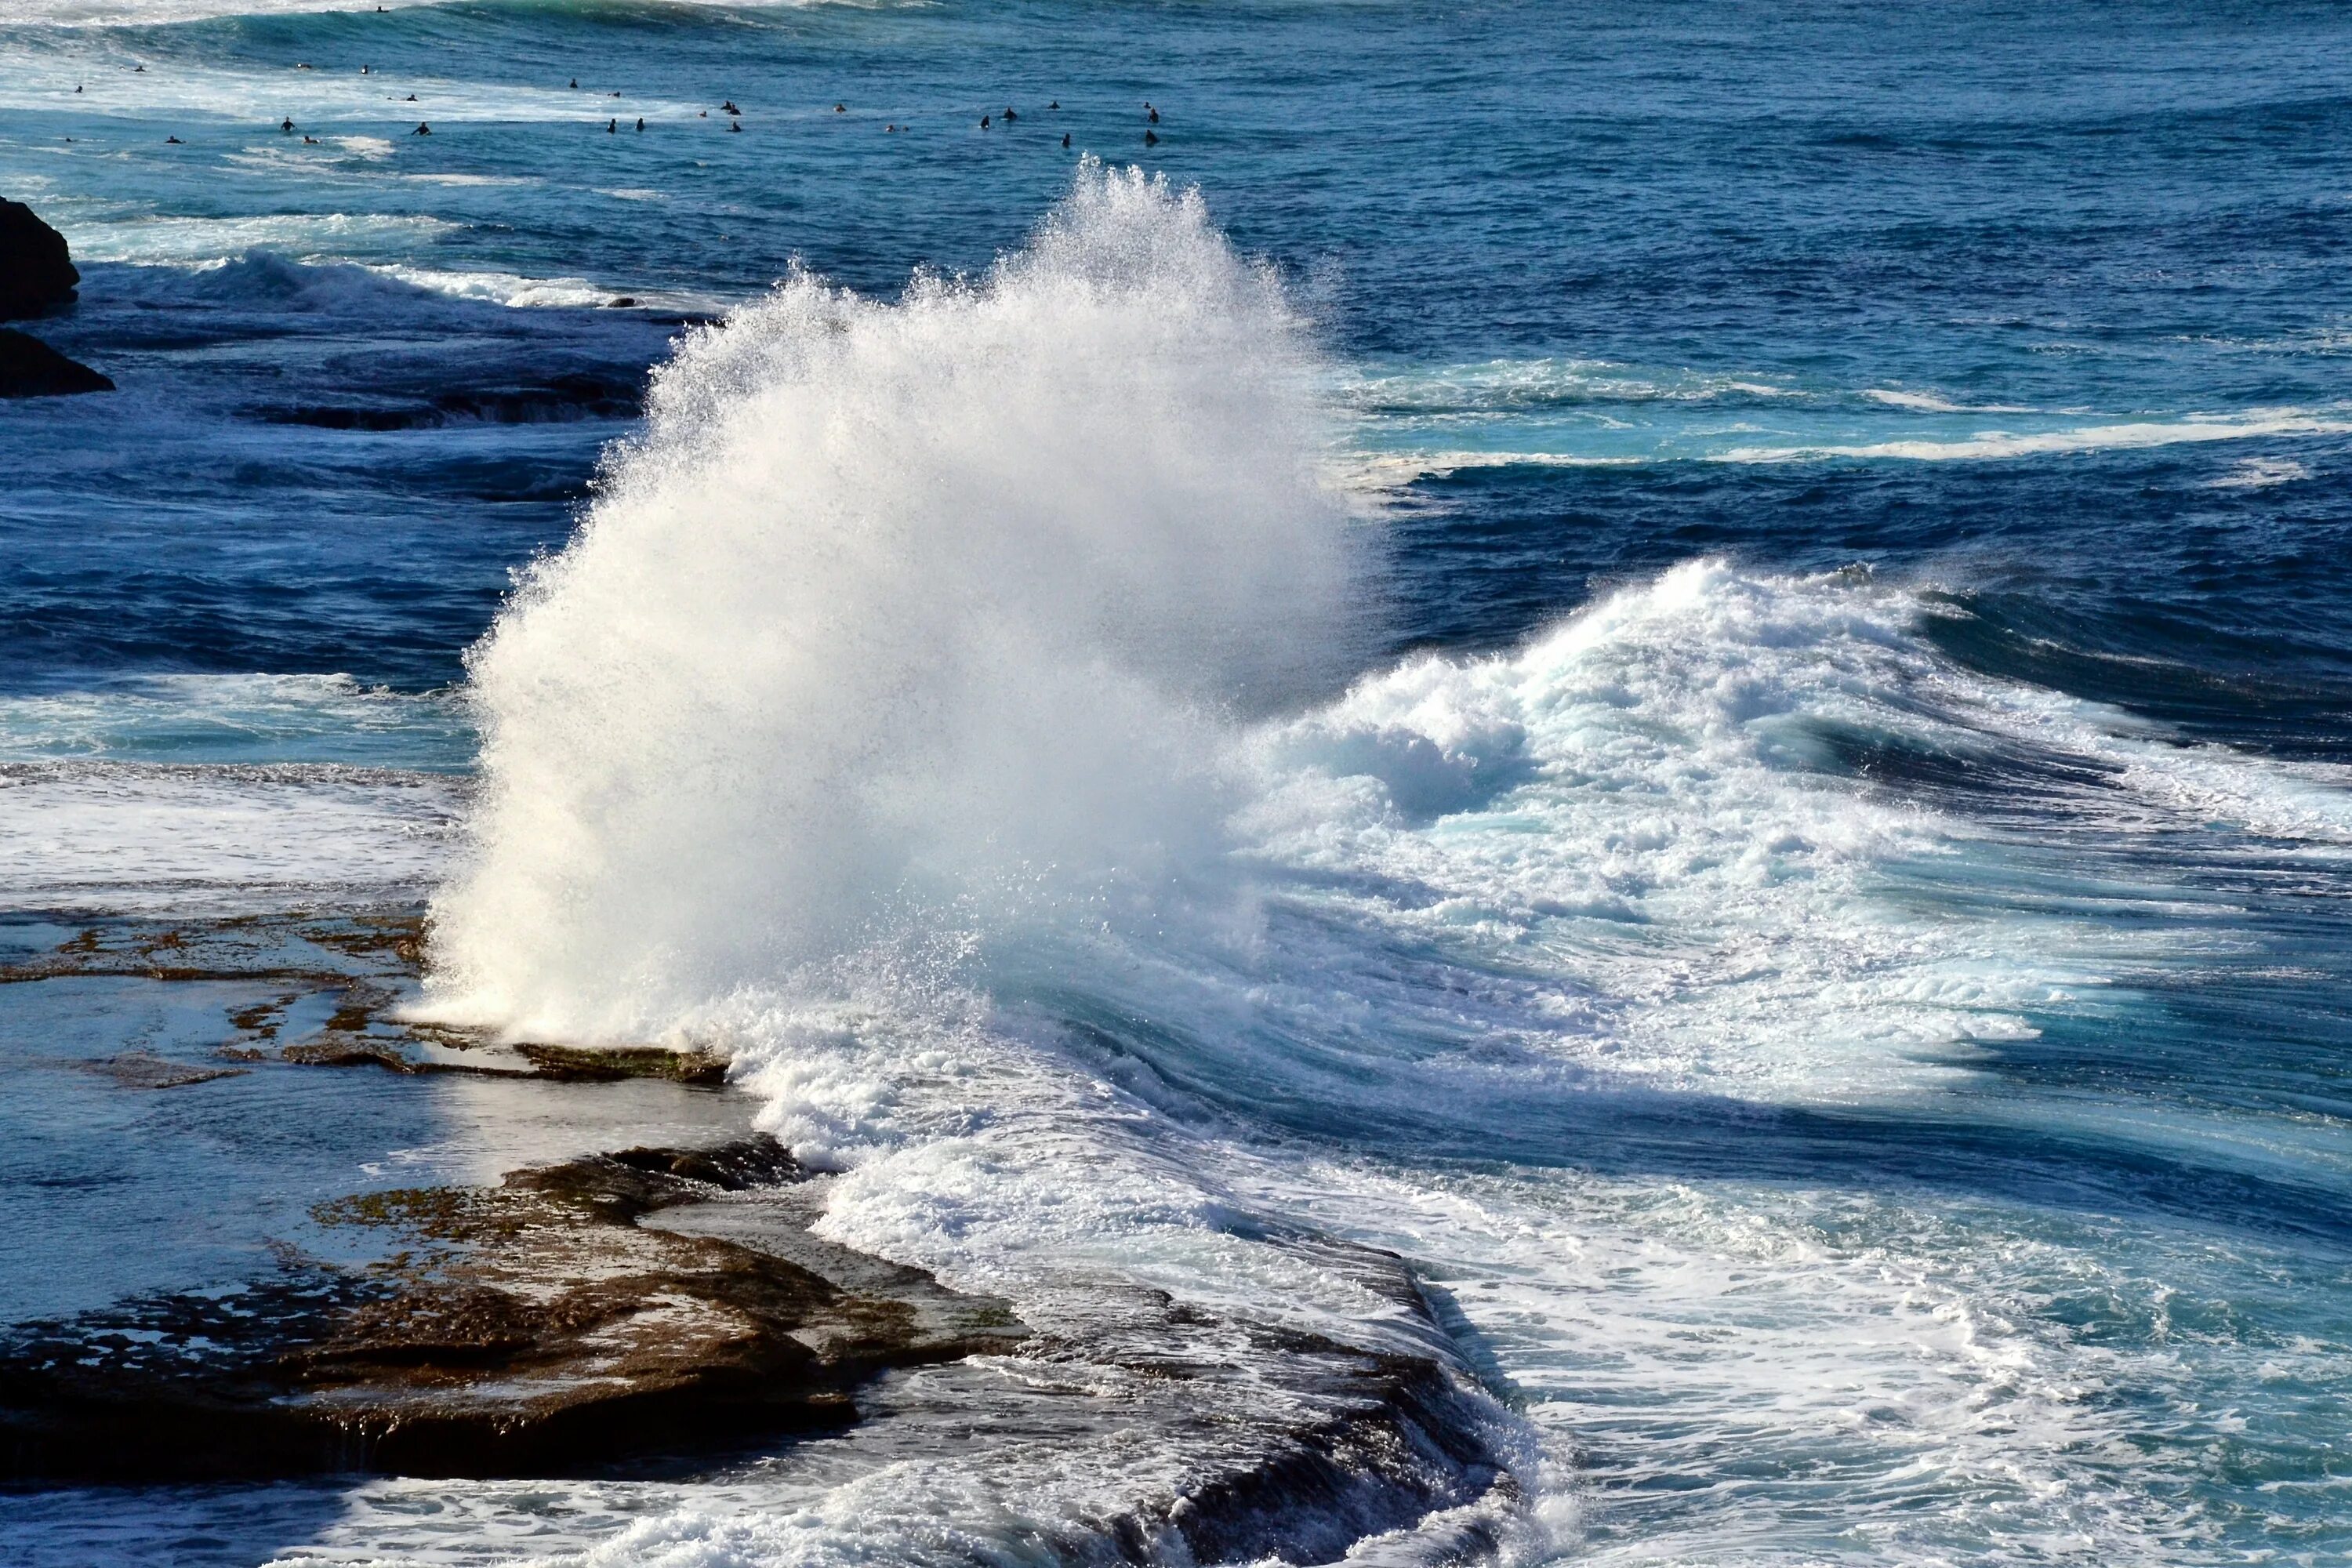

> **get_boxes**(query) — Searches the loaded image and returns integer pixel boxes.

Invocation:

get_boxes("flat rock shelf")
[0,1131,1025,1479]
[0,911,1524,1563]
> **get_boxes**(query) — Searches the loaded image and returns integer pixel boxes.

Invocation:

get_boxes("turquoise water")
[2,2,2351,1563]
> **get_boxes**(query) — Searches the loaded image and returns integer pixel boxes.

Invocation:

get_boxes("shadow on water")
[0,1481,363,1568]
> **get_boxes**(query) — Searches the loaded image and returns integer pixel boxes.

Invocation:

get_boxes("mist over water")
[423,165,1362,1042]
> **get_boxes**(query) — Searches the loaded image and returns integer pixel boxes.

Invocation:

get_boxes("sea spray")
[420,164,1365,1040]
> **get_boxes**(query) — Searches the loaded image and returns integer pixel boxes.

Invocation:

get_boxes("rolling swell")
[1385,441,2352,761]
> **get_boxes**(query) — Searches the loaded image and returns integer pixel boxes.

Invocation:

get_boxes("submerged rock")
[0,1134,1025,1479]
[74,1051,247,1089]
[0,328,111,398]
[248,371,644,430]
[0,198,78,321]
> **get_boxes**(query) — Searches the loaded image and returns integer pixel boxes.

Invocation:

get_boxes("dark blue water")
[3,2,2350,1563]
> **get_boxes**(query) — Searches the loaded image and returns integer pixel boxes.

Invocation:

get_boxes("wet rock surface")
[0,205,109,396]
[0,328,112,397]
[0,198,78,321]
[0,914,718,1082]
[0,1132,1025,1480]
[74,1050,248,1089]
[925,1243,1524,1566]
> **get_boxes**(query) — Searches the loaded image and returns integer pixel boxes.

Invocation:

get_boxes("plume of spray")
[419,162,1366,1041]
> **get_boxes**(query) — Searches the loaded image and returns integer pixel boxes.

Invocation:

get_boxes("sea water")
[2,1,2350,1563]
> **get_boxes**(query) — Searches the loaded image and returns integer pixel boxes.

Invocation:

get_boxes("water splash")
[421,163,1364,1041]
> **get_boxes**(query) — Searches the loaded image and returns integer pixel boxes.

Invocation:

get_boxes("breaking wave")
[423,162,1365,1040]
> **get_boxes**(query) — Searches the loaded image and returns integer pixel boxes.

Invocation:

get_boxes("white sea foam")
[1344,448,1646,485]
[1719,407,2352,463]
[2206,456,2310,488]
[1343,357,1808,411]
[67,211,460,267]
[1333,356,2351,477]
[379,264,644,310]
[0,46,704,123]
[1231,561,2081,1101]
[1861,387,2035,413]
[1355,406,2352,481]
[0,761,457,914]
[1274,1155,2345,1568]
[87,245,684,314]
[0,677,469,912]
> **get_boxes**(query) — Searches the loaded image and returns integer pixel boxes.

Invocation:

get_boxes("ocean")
[2,0,2350,1563]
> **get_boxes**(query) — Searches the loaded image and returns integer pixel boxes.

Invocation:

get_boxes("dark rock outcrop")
[1,915,731,1083]
[0,328,112,398]
[0,1134,1025,1480]
[0,198,78,321]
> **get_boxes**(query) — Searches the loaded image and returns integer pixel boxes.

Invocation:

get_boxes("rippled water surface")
[2,2,2350,1564]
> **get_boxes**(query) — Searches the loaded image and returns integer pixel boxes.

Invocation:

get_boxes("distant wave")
[1860,387,2036,413]
[83,248,690,314]
[70,215,461,269]
[1343,355,1808,412]
[1717,408,2352,462]
[11,0,917,25]
[2206,456,2311,489]
[0,673,473,768]
[1357,407,2352,481]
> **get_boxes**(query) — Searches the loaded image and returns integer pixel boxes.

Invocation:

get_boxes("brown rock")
[0,1134,1025,1479]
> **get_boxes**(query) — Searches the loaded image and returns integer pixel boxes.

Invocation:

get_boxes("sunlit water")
[2,2,2350,1563]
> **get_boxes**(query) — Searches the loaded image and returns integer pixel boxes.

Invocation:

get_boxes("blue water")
[2,1,2351,1563]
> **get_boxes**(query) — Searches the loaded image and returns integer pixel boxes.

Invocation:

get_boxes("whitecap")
[1718,407,2352,462]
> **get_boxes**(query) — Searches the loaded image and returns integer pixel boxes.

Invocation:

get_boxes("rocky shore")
[0,1130,1024,1479]
[0,911,1525,1558]
[0,200,111,397]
